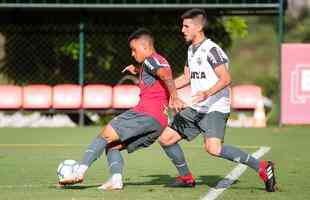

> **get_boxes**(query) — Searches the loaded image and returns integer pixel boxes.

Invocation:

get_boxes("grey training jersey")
[187,38,230,113]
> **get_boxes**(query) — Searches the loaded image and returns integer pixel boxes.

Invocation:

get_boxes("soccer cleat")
[98,174,123,190]
[169,173,196,187]
[259,160,277,192]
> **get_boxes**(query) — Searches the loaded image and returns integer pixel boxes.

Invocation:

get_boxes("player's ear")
[141,41,148,51]
[194,17,204,32]
[196,22,204,32]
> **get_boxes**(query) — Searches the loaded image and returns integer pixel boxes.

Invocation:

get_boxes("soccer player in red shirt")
[58,28,185,190]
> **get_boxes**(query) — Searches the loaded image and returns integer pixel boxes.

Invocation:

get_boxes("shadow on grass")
[199,176,263,191]
[52,174,224,190]
[228,186,264,191]
[51,184,101,190]
[125,174,224,188]
[52,174,263,191]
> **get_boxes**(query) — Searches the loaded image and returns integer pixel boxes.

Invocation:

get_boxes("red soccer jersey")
[133,52,170,127]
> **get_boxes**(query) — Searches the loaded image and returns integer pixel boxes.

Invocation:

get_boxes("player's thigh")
[110,109,161,142]
[198,111,230,141]
[100,123,120,143]
[125,125,163,153]
[106,141,125,151]
[169,107,201,141]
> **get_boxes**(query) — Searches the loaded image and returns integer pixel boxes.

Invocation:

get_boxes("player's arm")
[144,57,186,111]
[122,64,139,75]
[156,67,186,111]
[192,64,231,104]
[174,65,190,89]
[192,46,231,104]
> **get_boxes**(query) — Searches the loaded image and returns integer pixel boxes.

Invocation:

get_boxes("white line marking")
[200,146,271,200]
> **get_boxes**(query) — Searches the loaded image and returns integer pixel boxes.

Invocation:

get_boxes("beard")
[183,35,192,45]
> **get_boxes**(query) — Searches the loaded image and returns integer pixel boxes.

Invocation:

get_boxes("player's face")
[182,18,198,43]
[129,39,146,63]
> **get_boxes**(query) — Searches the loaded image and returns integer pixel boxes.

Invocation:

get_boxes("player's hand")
[169,96,186,112]
[163,105,176,118]
[122,65,138,75]
[192,91,210,104]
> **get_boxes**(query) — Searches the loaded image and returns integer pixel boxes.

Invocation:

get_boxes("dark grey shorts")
[169,107,229,141]
[110,110,163,153]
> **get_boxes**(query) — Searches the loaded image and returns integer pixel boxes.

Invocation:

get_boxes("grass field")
[0,126,309,200]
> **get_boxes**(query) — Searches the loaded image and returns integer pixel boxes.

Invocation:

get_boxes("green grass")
[0,126,309,200]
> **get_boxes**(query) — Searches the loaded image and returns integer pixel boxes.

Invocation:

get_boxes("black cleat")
[259,160,277,192]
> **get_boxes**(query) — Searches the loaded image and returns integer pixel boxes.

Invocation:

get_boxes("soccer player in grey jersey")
[159,8,277,192]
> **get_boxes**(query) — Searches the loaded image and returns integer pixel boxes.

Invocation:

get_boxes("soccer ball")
[57,160,79,181]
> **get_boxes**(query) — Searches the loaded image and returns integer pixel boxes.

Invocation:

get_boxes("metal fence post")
[79,16,85,126]
[278,0,284,126]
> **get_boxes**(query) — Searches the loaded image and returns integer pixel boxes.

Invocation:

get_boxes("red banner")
[281,44,310,124]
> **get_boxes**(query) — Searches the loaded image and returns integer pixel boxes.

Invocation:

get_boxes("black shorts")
[110,110,163,153]
[169,107,229,141]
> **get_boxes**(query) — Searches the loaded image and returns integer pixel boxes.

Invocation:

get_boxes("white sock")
[77,164,88,176]
[112,173,122,182]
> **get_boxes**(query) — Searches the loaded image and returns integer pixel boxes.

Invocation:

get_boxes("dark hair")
[181,8,207,28]
[181,8,207,20]
[128,28,154,43]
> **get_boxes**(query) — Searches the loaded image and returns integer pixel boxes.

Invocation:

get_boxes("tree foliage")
[285,11,310,42]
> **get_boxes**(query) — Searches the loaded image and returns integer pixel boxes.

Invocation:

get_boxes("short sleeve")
[207,47,228,69]
[144,56,169,75]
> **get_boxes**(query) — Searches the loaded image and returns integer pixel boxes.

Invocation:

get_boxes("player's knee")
[204,144,221,156]
[100,126,118,144]
[158,135,172,146]
[159,127,182,146]
[99,133,111,143]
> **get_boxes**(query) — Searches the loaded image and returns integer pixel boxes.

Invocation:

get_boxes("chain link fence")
[0,10,232,126]
[1,24,80,85]
[0,11,189,86]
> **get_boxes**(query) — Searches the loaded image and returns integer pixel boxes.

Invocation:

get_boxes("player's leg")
[159,108,200,187]
[79,109,153,183]
[106,142,125,179]
[60,110,141,186]
[98,111,163,190]
[80,124,119,168]
[159,127,189,177]
[200,111,276,192]
[59,123,120,185]
[98,144,124,190]
[204,137,261,171]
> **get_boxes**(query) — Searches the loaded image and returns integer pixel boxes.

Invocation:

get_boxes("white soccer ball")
[57,160,79,181]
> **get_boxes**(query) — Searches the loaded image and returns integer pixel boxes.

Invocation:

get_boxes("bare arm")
[207,64,231,96]
[156,67,178,99]
[192,64,231,104]
[174,66,190,89]
[156,67,186,111]
[122,64,139,75]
